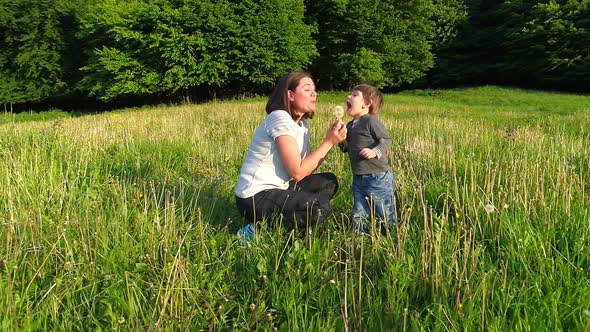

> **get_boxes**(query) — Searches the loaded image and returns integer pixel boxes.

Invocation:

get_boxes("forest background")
[1,0,589,112]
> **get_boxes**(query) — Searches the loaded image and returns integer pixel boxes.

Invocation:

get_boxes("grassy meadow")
[1,86,589,330]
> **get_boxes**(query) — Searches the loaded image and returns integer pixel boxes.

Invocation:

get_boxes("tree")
[424,0,590,91]
[304,0,348,90]
[503,0,590,89]
[224,0,316,93]
[305,0,434,90]
[77,0,316,101]
[0,0,81,105]
[425,0,507,87]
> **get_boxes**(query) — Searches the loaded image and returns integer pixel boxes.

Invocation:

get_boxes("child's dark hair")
[353,84,383,114]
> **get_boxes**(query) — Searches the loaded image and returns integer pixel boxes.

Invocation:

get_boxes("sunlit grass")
[1,86,589,330]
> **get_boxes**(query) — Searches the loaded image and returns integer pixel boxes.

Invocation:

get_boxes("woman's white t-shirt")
[235,110,309,198]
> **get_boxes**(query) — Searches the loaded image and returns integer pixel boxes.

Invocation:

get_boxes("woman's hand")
[324,120,347,145]
[277,120,347,182]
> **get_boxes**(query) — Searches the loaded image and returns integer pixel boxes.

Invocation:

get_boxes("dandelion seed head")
[333,106,344,120]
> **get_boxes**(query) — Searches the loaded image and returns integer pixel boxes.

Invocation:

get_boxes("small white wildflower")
[329,278,336,284]
[484,204,495,213]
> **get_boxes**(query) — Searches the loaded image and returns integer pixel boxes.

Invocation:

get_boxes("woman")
[235,71,347,241]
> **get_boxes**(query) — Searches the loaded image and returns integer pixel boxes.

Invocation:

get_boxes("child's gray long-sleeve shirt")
[340,113,392,175]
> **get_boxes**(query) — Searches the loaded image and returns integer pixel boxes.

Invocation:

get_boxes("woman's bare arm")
[277,121,347,182]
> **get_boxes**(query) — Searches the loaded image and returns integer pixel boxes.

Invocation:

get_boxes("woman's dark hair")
[266,71,314,119]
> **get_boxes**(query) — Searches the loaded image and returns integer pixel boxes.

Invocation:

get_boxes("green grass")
[1,86,589,330]
[0,108,71,124]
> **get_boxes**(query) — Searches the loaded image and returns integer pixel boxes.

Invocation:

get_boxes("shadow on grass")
[103,142,243,233]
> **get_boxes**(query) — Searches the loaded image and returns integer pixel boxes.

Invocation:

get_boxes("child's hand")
[359,148,377,159]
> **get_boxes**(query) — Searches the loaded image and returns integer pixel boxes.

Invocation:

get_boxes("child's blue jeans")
[352,170,396,233]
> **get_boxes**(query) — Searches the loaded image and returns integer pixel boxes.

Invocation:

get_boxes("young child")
[339,84,396,233]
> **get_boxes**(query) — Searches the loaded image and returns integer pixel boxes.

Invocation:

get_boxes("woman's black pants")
[236,172,338,231]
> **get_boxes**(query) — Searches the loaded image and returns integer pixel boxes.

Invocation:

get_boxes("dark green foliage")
[424,0,469,86]
[77,0,316,101]
[426,0,506,86]
[0,0,72,103]
[430,0,469,51]
[227,0,316,87]
[503,0,590,89]
[306,0,434,89]
[427,0,590,91]
[303,0,348,90]
[2,0,590,107]
[343,0,435,88]
[340,48,387,88]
